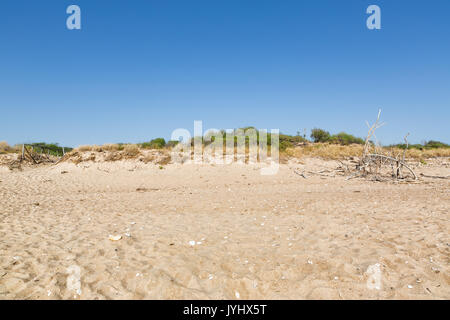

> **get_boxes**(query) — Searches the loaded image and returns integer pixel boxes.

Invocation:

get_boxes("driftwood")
[292,111,424,183]
[18,145,58,165]
[366,154,417,180]
[293,170,308,179]
[420,173,450,180]
[23,145,38,164]
[348,110,418,181]
[306,170,335,177]
[294,168,337,179]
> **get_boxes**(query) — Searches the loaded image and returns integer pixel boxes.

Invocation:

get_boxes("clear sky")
[1,0,449,147]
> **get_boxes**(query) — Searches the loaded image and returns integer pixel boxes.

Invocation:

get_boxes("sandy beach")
[0,156,448,300]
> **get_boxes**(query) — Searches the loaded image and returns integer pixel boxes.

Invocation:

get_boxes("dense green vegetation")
[4,130,447,156]
[389,140,450,150]
[140,138,180,149]
[310,128,331,143]
[328,132,365,145]
[310,128,365,145]
[188,128,308,151]
[26,143,73,156]
[141,138,167,149]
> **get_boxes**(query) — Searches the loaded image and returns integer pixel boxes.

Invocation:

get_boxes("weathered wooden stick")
[24,145,38,164]
[306,170,335,177]
[420,173,450,179]
[293,170,308,179]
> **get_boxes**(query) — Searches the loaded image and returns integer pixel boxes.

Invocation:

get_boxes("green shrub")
[278,134,308,150]
[26,142,73,156]
[389,140,449,150]
[141,138,166,149]
[329,132,365,145]
[310,128,331,143]
[424,140,449,149]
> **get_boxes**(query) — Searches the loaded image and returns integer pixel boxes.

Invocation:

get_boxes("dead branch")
[402,133,410,163]
[337,160,350,172]
[293,170,308,179]
[23,146,38,164]
[366,154,417,180]
[346,110,418,182]
[420,173,450,180]
[362,109,386,159]
[306,170,335,177]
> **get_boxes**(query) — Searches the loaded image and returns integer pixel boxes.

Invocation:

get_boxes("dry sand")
[0,157,449,299]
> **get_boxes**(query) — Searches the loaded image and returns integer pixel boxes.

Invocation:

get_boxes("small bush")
[0,141,9,153]
[166,140,179,148]
[141,138,166,149]
[279,134,308,151]
[310,128,331,143]
[123,144,140,157]
[0,141,14,154]
[93,144,123,152]
[424,140,449,149]
[77,145,93,152]
[329,132,365,145]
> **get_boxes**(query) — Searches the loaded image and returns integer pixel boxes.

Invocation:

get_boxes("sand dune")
[0,157,449,299]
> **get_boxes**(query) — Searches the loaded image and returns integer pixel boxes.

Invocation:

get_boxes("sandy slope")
[0,159,448,299]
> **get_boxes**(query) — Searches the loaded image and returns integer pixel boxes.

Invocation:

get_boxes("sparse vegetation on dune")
[389,140,450,150]
[140,138,167,149]
[27,143,73,156]
[77,144,124,152]
[310,128,365,145]
[0,141,16,154]
[286,143,364,160]
[1,142,72,156]
[2,127,449,165]
[286,144,450,160]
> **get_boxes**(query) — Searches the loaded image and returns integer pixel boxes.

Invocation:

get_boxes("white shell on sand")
[109,235,122,241]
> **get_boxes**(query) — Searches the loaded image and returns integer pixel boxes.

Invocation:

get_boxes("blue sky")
[1,0,449,147]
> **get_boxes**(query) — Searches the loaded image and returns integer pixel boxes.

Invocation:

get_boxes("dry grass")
[76,145,94,152]
[67,144,144,163]
[0,141,10,154]
[94,144,124,152]
[394,147,450,159]
[156,153,171,165]
[285,143,364,160]
[76,144,124,152]
[285,143,450,161]
[123,144,140,157]
[0,141,18,154]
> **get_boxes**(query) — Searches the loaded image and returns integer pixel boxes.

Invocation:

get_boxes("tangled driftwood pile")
[348,110,417,181]
[295,110,424,182]
[5,145,58,170]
